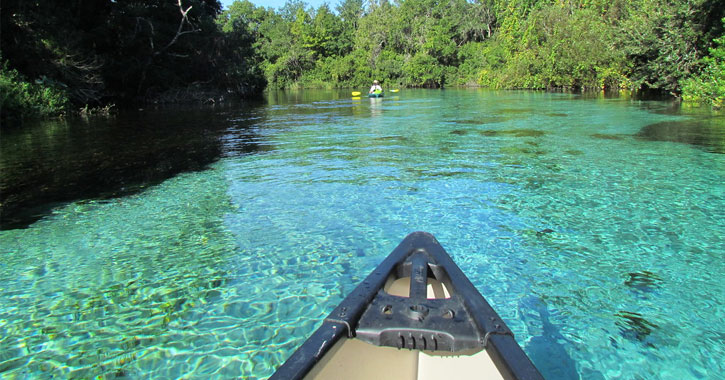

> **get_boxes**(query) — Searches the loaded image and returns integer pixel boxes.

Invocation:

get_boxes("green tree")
[403,51,444,87]
[522,5,627,89]
[307,4,345,58]
[1,0,111,105]
[682,19,725,108]
[354,0,396,72]
[0,60,71,122]
[457,0,498,44]
[617,0,724,94]
[336,0,365,55]
[1,0,264,120]
[104,0,227,99]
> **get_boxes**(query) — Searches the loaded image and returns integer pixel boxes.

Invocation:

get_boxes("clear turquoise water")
[1,89,723,379]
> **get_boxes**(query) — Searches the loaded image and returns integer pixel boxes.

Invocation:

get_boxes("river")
[1,89,723,379]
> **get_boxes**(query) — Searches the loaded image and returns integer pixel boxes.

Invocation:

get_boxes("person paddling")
[369,80,382,94]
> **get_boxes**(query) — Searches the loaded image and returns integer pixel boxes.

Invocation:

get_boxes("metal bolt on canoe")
[270,232,544,380]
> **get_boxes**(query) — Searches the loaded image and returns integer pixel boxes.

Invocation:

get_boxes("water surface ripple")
[1,90,723,379]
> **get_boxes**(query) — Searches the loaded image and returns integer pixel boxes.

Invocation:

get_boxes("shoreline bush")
[682,19,725,109]
[1,61,71,123]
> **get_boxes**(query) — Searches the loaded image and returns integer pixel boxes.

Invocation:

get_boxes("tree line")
[223,0,723,103]
[1,0,264,123]
[1,0,723,123]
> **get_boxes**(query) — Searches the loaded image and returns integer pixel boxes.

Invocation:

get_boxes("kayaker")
[369,80,382,94]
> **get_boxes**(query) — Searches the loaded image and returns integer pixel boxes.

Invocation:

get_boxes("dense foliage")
[217,0,723,98]
[682,19,725,109]
[2,0,724,123]
[1,0,264,123]
[0,60,71,120]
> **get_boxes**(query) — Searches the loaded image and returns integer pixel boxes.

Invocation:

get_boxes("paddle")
[353,89,396,97]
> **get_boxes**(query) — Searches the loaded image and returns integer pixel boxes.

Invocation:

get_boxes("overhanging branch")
[156,0,200,56]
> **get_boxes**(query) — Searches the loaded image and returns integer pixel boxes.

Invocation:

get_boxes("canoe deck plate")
[354,250,500,351]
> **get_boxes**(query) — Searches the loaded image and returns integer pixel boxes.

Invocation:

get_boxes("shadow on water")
[635,116,725,154]
[519,295,593,380]
[0,106,264,229]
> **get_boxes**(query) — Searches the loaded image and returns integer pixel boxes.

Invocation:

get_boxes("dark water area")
[635,116,725,154]
[0,106,264,229]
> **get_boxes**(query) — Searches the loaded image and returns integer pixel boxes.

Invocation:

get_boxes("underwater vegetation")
[480,129,547,138]
[615,311,659,347]
[590,134,625,140]
[624,271,663,294]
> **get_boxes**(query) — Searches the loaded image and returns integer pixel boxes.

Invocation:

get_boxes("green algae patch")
[498,108,535,114]
[451,116,508,125]
[450,129,469,135]
[499,146,547,155]
[591,133,625,140]
[481,129,546,138]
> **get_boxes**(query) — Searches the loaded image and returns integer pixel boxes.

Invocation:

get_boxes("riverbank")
[0,82,687,129]
[3,1,722,128]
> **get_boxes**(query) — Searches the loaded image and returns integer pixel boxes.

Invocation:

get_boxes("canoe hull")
[270,232,543,380]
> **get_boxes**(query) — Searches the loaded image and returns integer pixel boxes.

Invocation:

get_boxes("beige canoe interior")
[303,276,508,380]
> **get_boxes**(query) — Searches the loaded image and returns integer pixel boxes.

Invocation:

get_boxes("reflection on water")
[369,97,383,117]
[0,107,264,229]
[0,89,723,379]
